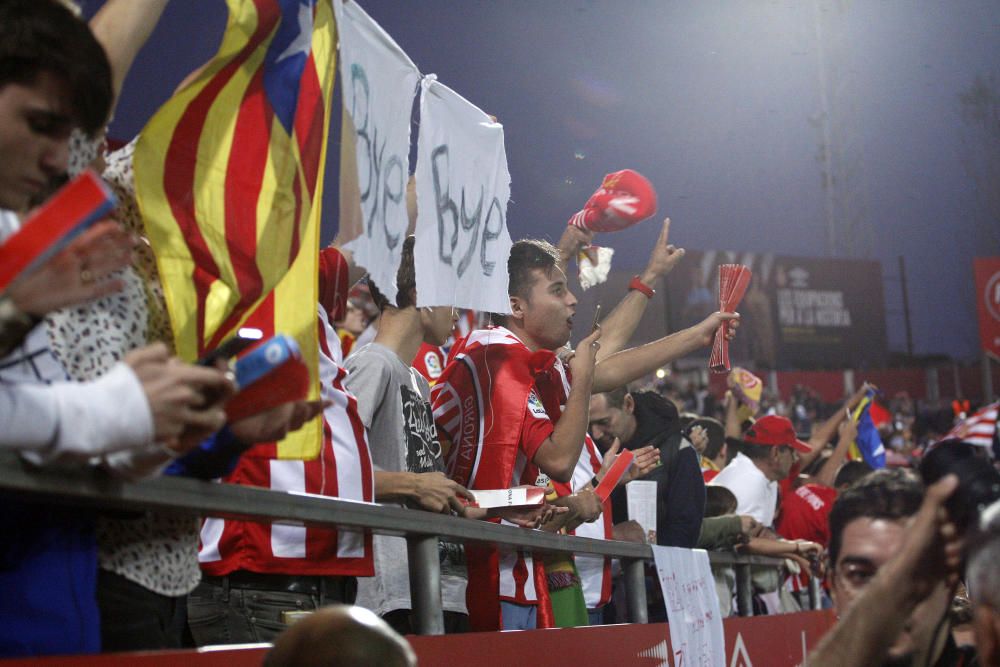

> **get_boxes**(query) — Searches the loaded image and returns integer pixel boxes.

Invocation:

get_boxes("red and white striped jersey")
[432,327,556,629]
[198,306,375,577]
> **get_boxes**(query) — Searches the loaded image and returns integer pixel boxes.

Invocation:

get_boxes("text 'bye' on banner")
[335,0,420,300]
[414,77,513,314]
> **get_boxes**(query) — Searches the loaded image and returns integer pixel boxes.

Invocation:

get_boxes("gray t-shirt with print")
[344,342,467,615]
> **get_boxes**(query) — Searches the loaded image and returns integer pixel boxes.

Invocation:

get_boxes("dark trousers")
[187,572,357,646]
[97,569,191,652]
[382,609,469,635]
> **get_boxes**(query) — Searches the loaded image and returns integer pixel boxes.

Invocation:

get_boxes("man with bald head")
[265,605,416,667]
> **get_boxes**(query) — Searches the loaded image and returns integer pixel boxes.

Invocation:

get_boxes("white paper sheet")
[652,546,726,667]
[413,77,513,314]
[335,0,420,300]
[626,479,658,544]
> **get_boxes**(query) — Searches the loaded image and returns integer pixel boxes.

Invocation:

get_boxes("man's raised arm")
[531,326,602,482]
[592,311,739,394]
[573,218,686,360]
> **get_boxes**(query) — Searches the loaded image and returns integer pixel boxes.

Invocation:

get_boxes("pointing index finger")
[657,217,671,246]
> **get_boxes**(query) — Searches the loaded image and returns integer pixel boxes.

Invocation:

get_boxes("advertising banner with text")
[663,250,888,369]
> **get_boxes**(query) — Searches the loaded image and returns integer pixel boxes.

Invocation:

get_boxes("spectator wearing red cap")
[710,415,811,526]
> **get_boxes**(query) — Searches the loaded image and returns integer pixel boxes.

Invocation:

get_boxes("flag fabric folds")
[135,0,337,458]
[709,264,751,373]
[849,389,886,469]
[943,401,999,458]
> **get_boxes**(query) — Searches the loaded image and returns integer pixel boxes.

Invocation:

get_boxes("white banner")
[651,546,726,667]
[414,77,513,314]
[335,0,420,300]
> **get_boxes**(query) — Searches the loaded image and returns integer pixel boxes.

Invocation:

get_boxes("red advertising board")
[974,257,1000,360]
[0,611,836,667]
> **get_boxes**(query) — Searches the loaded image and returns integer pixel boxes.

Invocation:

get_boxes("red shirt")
[776,483,837,546]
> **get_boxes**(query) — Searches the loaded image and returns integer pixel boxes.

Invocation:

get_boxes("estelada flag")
[135,0,337,458]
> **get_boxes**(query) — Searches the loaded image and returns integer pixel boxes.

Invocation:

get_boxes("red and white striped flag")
[943,402,998,453]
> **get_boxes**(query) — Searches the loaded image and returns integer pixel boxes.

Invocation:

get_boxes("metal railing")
[0,451,818,634]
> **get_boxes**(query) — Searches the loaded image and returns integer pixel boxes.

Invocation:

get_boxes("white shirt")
[0,209,156,471]
[710,452,778,526]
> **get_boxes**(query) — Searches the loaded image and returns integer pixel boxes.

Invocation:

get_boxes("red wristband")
[629,275,655,298]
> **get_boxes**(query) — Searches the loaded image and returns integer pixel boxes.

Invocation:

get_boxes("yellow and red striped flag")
[135,0,336,458]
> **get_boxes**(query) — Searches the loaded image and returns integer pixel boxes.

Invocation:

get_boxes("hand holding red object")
[709,264,752,373]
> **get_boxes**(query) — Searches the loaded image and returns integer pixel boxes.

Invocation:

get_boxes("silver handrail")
[0,452,806,634]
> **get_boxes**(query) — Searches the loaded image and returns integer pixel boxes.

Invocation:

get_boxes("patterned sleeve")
[520,389,554,462]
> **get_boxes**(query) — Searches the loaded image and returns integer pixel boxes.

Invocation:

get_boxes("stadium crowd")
[1,2,999,666]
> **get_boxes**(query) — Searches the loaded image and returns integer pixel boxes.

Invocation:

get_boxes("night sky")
[88,0,1000,363]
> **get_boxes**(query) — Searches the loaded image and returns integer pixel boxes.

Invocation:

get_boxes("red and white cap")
[567,169,657,233]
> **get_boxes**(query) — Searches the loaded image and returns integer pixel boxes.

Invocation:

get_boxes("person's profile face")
[830,516,952,664]
[588,394,632,446]
[516,267,577,351]
[0,72,74,212]
[422,305,457,346]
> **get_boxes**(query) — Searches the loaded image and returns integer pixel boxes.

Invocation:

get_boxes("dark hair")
[368,236,416,311]
[833,460,873,489]
[691,417,725,459]
[827,468,923,566]
[0,0,112,134]
[705,485,738,518]
[492,239,559,325]
[738,441,774,461]
[603,386,630,410]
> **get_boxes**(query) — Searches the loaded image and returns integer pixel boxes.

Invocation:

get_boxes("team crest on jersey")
[424,351,442,379]
[527,390,547,418]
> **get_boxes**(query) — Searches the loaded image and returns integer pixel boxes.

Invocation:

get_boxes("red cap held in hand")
[568,169,657,233]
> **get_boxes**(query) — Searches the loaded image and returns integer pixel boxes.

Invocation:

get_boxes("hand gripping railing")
[0,452,816,635]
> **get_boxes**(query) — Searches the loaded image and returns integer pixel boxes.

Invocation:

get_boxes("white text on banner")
[334,0,420,299]
[414,76,513,314]
[651,546,726,667]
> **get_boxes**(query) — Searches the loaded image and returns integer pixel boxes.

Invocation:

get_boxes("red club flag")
[974,257,1000,361]
[709,264,751,373]
[135,0,337,458]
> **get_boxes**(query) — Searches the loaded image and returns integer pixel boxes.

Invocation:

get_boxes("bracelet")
[628,275,655,299]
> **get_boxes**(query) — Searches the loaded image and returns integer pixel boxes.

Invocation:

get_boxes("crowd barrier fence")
[0,450,819,636]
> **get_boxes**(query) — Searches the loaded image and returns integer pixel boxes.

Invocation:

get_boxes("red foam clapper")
[0,170,116,293]
[225,334,310,422]
[593,449,635,502]
[709,264,752,373]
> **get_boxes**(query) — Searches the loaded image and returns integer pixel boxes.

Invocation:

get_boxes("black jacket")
[610,391,706,548]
